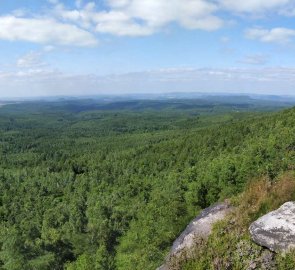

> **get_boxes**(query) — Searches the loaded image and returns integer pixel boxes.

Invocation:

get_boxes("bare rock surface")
[249,201,295,252]
[157,201,232,270]
[171,202,232,256]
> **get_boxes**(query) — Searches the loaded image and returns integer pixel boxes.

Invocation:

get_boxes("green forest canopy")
[0,98,294,270]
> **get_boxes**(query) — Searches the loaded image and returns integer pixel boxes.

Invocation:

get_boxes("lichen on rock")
[249,201,295,252]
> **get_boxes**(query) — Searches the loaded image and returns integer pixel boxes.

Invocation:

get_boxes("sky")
[1,0,295,97]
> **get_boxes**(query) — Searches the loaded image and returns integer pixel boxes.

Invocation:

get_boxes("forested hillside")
[0,99,294,270]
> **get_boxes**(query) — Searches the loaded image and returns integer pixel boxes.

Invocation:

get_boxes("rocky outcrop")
[157,201,232,270]
[171,202,232,256]
[249,201,295,252]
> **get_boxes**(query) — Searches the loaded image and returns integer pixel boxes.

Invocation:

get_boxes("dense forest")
[0,98,294,270]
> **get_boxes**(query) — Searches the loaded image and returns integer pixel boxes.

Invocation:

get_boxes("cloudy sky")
[1,0,295,97]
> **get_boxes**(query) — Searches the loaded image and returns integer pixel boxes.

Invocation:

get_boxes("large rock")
[171,202,232,256]
[157,202,232,269]
[249,201,295,252]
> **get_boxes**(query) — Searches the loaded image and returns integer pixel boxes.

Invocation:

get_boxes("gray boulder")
[157,201,232,269]
[249,201,295,252]
[171,202,232,256]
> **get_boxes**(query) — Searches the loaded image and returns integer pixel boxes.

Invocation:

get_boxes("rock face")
[157,202,232,270]
[249,201,295,252]
[171,202,232,256]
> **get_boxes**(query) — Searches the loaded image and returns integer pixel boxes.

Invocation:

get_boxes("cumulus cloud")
[246,27,295,44]
[52,0,224,37]
[2,0,295,45]
[219,0,292,13]
[0,16,98,46]
[1,0,295,47]
[47,0,295,40]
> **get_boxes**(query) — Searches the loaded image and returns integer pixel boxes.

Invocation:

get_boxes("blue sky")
[1,0,295,97]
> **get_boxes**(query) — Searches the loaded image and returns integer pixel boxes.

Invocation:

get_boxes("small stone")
[248,261,257,269]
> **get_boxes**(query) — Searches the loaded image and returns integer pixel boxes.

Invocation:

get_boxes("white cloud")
[238,54,269,65]
[43,45,56,52]
[219,0,292,13]
[1,67,295,97]
[52,0,224,37]
[16,52,46,69]
[279,3,295,16]
[11,9,28,17]
[246,27,295,44]
[1,0,295,46]
[0,16,98,46]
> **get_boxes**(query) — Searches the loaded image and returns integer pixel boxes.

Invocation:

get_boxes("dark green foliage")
[0,99,294,269]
